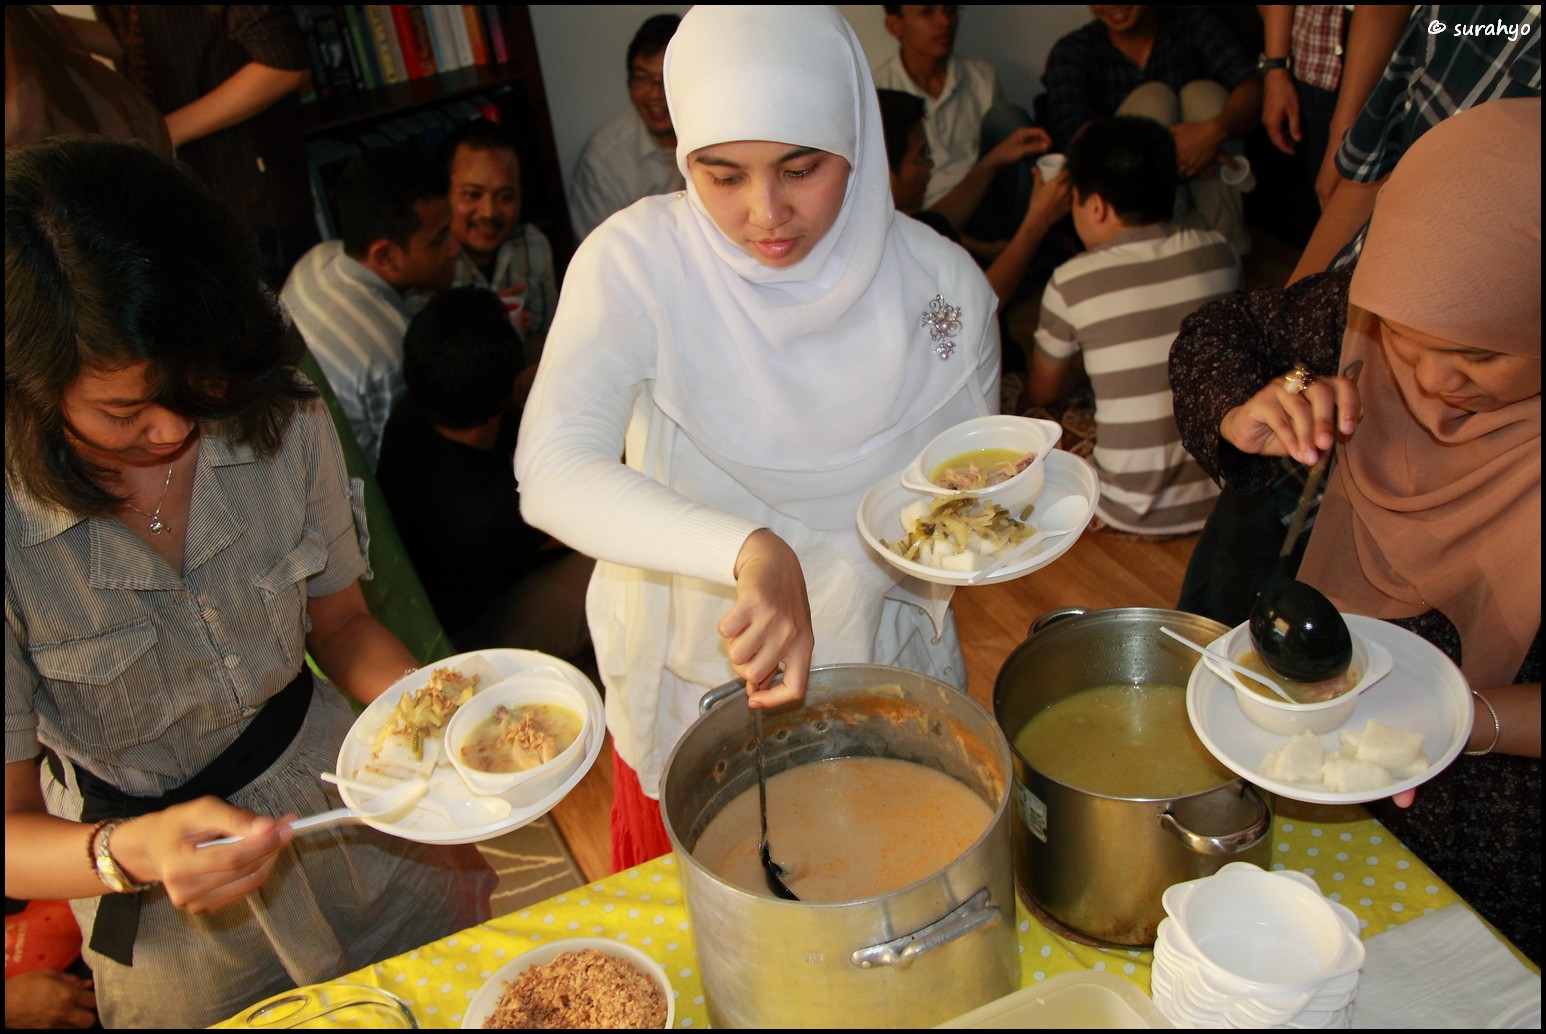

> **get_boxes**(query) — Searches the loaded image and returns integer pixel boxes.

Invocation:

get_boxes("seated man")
[568,13,684,241]
[1031,116,1237,536]
[878,87,1072,317]
[442,118,558,365]
[281,147,458,470]
[874,4,1046,257]
[376,287,593,662]
[1042,5,1262,255]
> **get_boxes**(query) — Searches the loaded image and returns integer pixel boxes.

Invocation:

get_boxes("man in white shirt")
[568,14,684,241]
[873,5,1043,260]
[281,148,459,470]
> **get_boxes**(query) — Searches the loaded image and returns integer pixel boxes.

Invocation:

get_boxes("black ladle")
[752,705,798,901]
[1246,361,1362,683]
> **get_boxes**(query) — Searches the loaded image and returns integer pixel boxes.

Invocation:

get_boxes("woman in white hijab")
[516,5,999,868]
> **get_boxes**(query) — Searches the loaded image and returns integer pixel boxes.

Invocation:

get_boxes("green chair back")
[299,352,456,669]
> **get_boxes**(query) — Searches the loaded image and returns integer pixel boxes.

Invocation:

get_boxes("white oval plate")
[1186,615,1472,805]
[858,450,1099,586]
[335,649,604,845]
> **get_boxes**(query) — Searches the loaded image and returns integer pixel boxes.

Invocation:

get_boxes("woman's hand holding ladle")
[1220,365,1363,466]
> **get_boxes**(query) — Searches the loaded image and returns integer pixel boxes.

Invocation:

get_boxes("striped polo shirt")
[1035,223,1239,534]
[281,241,413,471]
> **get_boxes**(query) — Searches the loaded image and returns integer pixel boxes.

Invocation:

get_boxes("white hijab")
[522,5,995,529]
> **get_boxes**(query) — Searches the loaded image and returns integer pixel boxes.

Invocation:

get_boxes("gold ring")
[1283,365,1314,395]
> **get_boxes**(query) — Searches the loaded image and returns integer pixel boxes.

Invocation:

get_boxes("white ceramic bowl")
[460,937,674,1029]
[902,415,1062,516]
[1215,621,1394,735]
[445,671,591,796]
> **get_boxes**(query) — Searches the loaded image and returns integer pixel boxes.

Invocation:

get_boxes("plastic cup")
[1036,153,1066,180]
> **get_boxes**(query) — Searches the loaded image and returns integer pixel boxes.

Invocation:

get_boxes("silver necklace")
[123,464,174,535]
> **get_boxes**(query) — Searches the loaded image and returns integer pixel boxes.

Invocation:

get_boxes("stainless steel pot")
[993,608,1272,949]
[662,664,1018,1029]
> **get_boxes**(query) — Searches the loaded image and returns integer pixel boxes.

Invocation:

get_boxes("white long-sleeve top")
[516,196,1000,797]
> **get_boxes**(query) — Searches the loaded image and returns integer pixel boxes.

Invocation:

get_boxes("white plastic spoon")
[196,777,429,848]
[322,771,513,823]
[1158,626,1297,704]
[965,495,1088,585]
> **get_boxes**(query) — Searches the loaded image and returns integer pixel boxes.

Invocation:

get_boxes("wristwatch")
[1257,53,1292,74]
[92,818,156,894]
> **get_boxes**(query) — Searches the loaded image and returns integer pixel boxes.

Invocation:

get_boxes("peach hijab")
[1298,98,1541,691]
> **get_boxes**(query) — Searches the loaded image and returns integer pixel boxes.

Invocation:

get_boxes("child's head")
[402,286,523,429]
[1065,116,1177,248]
[876,88,933,212]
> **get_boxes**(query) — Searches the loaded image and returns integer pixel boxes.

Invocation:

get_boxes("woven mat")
[477,813,586,916]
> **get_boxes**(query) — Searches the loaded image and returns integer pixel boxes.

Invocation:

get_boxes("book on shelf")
[420,4,451,72]
[406,6,439,76]
[365,5,403,85]
[446,6,475,69]
[389,5,424,79]
[481,6,509,66]
[296,6,356,100]
[461,6,488,67]
[342,5,380,90]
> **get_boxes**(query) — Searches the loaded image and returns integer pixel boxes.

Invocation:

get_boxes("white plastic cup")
[1035,153,1067,181]
[1218,154,1255,191]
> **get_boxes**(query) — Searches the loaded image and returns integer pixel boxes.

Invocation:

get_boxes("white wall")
[530,5,1095,197]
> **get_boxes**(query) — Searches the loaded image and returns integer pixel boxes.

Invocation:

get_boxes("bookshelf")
[295,6,575,272]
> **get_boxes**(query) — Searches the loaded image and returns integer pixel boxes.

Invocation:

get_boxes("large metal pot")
[993,608,1272,948]
[662,664,1018,1029]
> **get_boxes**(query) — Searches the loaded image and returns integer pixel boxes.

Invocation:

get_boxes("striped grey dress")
[4,401,493,1028]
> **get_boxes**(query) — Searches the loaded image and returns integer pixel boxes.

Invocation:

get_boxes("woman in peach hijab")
[1171,97,1540,962]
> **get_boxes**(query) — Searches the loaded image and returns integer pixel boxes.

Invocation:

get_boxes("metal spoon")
[752,705,798,901]
[965,495,1087,585]
[1247,360,1363,683]
[196,777,430,848]
[1159,626,1298,704]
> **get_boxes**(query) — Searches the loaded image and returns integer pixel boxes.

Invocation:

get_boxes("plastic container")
[936,970,1173,1028]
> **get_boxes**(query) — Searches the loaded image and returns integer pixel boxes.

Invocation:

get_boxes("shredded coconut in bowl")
[484,948,667,1029]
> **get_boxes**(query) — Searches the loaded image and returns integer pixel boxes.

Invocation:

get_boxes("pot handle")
[849,888,1001,971]
[699,678,747,715]
[1028,607,1088,637]
[1159,782,1271,856]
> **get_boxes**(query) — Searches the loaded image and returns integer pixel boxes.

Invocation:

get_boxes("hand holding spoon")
[196,777,429,848]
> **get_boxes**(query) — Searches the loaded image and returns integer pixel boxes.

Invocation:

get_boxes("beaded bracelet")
[1463,691,1501,757]
[84,818,111,875]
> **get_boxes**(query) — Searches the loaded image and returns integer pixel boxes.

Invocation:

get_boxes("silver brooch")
[920,294,961,360]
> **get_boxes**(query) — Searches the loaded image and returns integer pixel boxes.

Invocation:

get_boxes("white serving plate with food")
[1186,615,1472,805]
[460,937,674,1029]
[334,649,604,845]
[859,449,1098,587]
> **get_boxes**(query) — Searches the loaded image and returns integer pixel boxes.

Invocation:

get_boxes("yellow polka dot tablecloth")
[214,807,1525,1028]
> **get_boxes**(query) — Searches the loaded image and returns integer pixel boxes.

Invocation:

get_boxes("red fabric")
[5,899,82,979]
[609,751,673,873]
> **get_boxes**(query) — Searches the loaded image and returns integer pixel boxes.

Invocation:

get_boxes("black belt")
[44,666,314,967]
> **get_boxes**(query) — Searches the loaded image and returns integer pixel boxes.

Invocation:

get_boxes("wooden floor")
[551,529,1200,883]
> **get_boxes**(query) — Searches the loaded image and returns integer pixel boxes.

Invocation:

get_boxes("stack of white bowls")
[1151,862,1364,1028]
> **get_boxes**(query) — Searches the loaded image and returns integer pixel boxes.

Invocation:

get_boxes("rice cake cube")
[1353,719,1425,770]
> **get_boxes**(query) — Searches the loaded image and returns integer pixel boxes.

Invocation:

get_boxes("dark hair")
[336,146,448,257]
[438,117,521,173]
[627,13,680,73]
[883,6,901,15]
[5,137,314,516]
[402,287,522,429]
[876,88,926,174]
[1065,116,1178,225]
